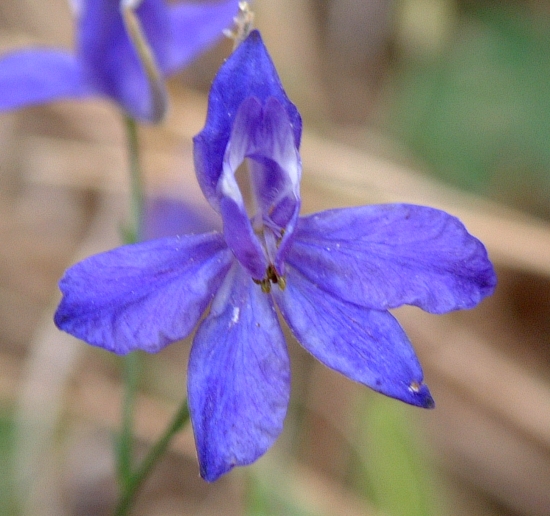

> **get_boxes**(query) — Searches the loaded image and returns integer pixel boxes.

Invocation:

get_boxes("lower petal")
[0,50,90,110]
[55,233,232,354]
[188,264,290,481]
[273,266,434,408]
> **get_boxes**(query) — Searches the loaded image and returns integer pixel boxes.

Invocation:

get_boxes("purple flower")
[0,0,239,121]
[54,31,497,481]
[142,195,220,240]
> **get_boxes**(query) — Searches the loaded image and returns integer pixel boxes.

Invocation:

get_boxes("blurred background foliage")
[385,0,550,218]
[1,1,550,515]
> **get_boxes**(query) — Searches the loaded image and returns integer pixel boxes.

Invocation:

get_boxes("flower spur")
[54,30,497,481]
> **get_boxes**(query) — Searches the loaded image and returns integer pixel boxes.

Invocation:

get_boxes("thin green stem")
[114,399,190,516]
[124,115,144,245]
[118,352,141,488]
[117,115,144,490]
[115,114,192,514]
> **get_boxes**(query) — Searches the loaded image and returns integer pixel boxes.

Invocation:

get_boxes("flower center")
[236,158,287,293]
[252,264,286,294]
[216,96,302,285]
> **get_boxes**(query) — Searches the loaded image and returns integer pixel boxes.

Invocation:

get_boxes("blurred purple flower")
[54,31,497,481]
[142,195,220,239]
[0,0,239,121]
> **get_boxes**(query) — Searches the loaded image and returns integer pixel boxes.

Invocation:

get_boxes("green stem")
[118,352,141,488]
[115,114,192,514]
[114,399,190,516]
[124,115,144,245]
[117,115,144,489]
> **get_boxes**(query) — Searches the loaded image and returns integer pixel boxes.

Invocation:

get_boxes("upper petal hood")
[193,30,302,209]
[216,96,302,279]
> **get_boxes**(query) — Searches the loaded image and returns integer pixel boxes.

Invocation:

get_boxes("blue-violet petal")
[189,263,290,481]
[194,30,301,208]
[78,0,169,120]
[0,50,90,110]
[288,204,497,314]
[54,233,232,354]
[164,0,239,74]
[273,265,434,408]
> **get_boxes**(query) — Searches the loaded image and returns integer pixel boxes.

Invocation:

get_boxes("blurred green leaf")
[353,394,439,516]
[245,464,322,516]
[0,412,17,515]
[385,4,550,213]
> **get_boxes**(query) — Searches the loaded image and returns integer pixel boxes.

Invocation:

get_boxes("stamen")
[253,277,271,293]
[253,264,286,293]
[266,264,278,283]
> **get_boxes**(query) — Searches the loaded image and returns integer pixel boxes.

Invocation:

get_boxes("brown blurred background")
[1,1,550,515]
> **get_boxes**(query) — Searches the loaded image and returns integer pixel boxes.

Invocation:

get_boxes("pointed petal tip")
[199,461,234,482]
[247,28,261,43]
[408,381,435,409]
[423,395,436,409]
